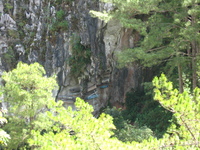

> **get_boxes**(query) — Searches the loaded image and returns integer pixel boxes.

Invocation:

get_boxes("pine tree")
[91,0,200,91]
[28,97,128,150]
[152,74,200,149]
[1,62,57,149]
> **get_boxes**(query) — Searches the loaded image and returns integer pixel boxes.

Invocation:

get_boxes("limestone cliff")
[0,0,151,115]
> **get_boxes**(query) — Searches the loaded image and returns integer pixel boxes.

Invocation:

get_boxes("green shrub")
[152,74,200,148]
[135,101,173,138]
[2,47,17,69]
[104,107,153,143]
[50,20,68,32]
[7,29,19,39]
[50,10,68,32]
[4,2,13,13]
[56,10,65,21]
[114,124,153,143]
[104,107,127,129]
[68,35,91,77]
[0,111,10,146]
[123,88,172,138]
[123,89,145,122]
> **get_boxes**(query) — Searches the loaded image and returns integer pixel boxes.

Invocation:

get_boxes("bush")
[104,107,127,129]
[50,10,68,32]
[68,35,91,77]
[114,124,153,143]
[104,107,153,143]
[123,88,172,138]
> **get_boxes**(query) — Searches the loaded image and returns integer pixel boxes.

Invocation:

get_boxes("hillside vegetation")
[0,62,199,149]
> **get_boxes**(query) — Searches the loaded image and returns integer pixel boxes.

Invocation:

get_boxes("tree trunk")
[178,64,184,93]
[191,41,197,90]
[191,12,198,90]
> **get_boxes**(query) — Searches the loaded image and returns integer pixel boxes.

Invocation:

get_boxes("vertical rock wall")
[0,0,151,115]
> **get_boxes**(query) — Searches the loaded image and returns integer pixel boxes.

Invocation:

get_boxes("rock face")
[0,0,151,115]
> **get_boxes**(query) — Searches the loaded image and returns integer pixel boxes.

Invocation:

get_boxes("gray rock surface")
[0,0,150,115]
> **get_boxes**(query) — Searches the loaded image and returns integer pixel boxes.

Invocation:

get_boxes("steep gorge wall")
[0,0,150,114]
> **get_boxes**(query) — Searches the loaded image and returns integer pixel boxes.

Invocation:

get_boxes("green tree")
[1,62,199,149]
[121,88,172,138]
[11,74,200,149]
[104,107,154,142]
[152,74,200,149]
[0,110,10,147]
[1,62,57,149]
[29,97,135,149]
[124,74,200,149]
[28,93,200,149]
[91,0,200,92]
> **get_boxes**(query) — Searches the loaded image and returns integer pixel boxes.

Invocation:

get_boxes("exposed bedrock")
[0,0,152,115]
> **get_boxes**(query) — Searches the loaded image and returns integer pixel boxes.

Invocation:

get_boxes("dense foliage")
[68,34,91,77]
[90,2,200,147]
[1,62,57,149]
[153,74,200,148]
[50,9,69,33]
[0,1,200,148]
[0,62,199,149]
[104,107,154,142]
[29,98,119,149]
[91,0,200,92]
[123,89,172,137]
[0,111,10,147]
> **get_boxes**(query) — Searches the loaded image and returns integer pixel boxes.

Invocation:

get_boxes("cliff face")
[0,0,149,115]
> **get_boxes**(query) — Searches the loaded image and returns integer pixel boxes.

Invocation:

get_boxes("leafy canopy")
[1,63,200,149]
[0,110,10,146]
[29,97,133,150]
[152,74,200,149]
[91,0,200,90]
[1,62,57,149]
